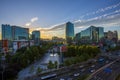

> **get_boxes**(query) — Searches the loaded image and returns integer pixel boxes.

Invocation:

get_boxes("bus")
[40,73,57,80]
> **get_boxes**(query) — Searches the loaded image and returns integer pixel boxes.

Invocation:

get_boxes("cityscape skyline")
[0,0,120,39]
[0,1,120,80]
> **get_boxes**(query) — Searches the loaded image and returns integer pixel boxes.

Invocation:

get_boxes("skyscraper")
[2,24,13,48]
[65,22,74,43]
[2,24,13,40]
[1,24,29,48]
[32,30,40,45]
[41,22,74,44]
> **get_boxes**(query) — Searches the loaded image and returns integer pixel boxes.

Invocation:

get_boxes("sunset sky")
[0,0,120,39]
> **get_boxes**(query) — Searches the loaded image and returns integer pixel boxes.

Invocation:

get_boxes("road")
[29,55,114,80]
[18,50,120,80]
[32,50,120,80]
[89,50,120,80]
[89,60,120,80]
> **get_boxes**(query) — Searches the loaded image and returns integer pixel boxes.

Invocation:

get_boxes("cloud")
[38,22,66,31]
[77,26,84,28]
[31,17,38,22]
[74,13,120,28]
[38,9,120,31]
[25,17,38,27]
[80,2,120,19]
[32,3,120,32]
[25,23,31,26]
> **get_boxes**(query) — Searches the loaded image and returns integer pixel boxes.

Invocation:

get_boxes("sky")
[0,0,120,39]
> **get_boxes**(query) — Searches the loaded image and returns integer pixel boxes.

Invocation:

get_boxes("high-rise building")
[75,32,81,42]
[80,26,104,43]
[1,24,29,49]
[65,22,74,43]
[2,24,13,40]
[2,24,29,40]
[43,22,74,44]
[32,30,40,45]
[12,26,29,40]
[2,24,13,48]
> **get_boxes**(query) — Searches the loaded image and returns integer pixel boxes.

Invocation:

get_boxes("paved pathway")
[17,52,60,80]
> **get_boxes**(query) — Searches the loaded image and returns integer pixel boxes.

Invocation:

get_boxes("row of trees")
[64,45,100,57]
[63,45,100,66]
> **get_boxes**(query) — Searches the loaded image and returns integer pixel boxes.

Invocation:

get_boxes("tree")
[47,61,54,69]
[5,53,12,63]
[64,59,72,66]
[54,61,58,69]
[36,67,42,74]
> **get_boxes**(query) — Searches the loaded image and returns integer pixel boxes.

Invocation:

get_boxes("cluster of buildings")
[0,22,119,53]
[75,26,118,47]
[1,24,40,53]
[75,26,104,44]
[51,22,118,47]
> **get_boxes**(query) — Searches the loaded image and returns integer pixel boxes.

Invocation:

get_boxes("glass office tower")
[2,25,29,40]
[2,24,13,40]
[80,26,104,43]
[65,22,74,43]
[12,26,29,40]
[98,27,104,40]
[2,24,13,48]
[2,24,29,48]
[32,30,40,45]
[40,22,74,44]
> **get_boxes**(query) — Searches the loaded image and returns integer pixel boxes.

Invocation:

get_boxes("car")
[81,68,85,72]
[98,58,104,62]
[93,59,97,62]
[106,60,109,63]
[91,65,95,68]
[74,73,80,77]
[90,69,95,73]
[79,65,84,68]
[104,67,112,73]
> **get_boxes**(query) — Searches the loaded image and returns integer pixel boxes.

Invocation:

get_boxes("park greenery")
[0,44,100,80]
[37,67,42,74]
[47,60,58,69]
[63,45,100,66]
[2,44,51,80]
[11,46,45,68]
